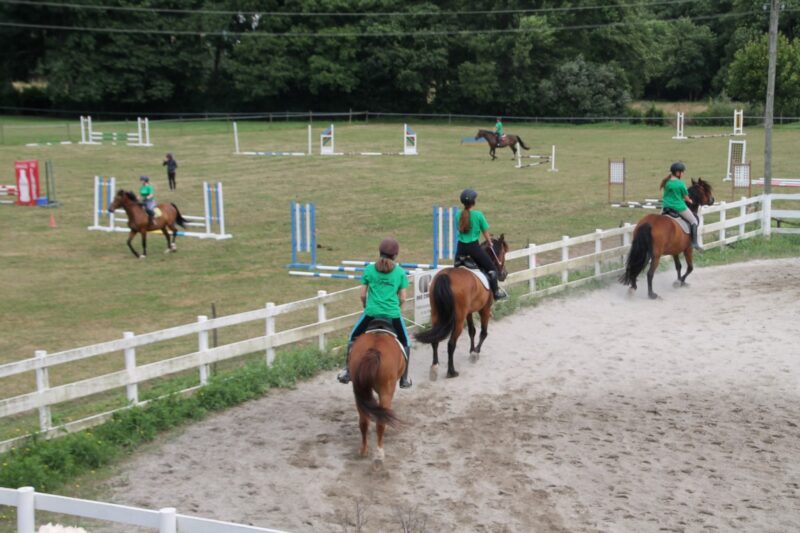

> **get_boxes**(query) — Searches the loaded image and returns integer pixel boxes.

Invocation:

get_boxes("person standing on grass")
[163,153,178,191]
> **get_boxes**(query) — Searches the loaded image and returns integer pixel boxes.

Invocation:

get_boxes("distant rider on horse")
[495,117,505,146]
[338,237,413,389]
[139,175,155,226]
[457,189,507,300]
[660,162,702,250]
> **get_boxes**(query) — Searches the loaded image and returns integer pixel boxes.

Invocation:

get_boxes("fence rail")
[1,194,798,453]
[0,486,287,533]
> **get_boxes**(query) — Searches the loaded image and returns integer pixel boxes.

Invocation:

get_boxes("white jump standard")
[673,109,745,140]
[89,176,231,239]
[80,116,152,147]
[319,123,418,156]
[516,144,557,171]
[232,122,312,156]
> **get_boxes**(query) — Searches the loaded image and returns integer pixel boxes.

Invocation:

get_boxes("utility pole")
[763,0,781,194]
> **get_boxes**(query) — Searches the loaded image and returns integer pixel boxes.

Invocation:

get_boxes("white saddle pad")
[365,329,407,359]
[667,216,691,234]
[457,266,490,290]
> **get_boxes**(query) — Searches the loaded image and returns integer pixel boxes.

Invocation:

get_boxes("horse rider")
[660,162,702,250]
[456,188,507,300]
[495,117,505,146]
[139,175,155,227]
[337,237,413,389]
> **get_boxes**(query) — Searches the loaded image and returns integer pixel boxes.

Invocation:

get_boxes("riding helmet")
[670,162,686,175]
[139,175,150,182]
[379,237,400,258]
[460,188,478,205]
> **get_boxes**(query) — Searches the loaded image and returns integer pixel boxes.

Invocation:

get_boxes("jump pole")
[516,144,558,171]
[233,122,311,156]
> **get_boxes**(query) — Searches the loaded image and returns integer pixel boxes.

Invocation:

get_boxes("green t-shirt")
[495,121,504,135]
[662,178,689,211]
[457,209,489,243]
[140,184,154,198]
[361,263,408,319]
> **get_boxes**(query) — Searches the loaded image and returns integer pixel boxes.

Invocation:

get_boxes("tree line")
[1,0,799,116]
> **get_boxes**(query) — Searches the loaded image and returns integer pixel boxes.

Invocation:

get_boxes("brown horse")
[349,325,406,468]
[108,190,186,258]
[475,129,530,160]
[415,236,508,379]
[619,179,715,299]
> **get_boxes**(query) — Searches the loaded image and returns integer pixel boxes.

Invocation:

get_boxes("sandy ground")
[98,258,800,532]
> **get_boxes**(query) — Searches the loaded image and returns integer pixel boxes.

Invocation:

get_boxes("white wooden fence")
[1,193,798,454]
[0,486,287,533]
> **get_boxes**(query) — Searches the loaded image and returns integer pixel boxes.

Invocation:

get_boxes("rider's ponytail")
[375,254,394,273]
[459,205,472,234]
[659,174,672,190]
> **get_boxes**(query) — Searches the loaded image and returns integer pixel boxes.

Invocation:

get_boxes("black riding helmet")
[670,161,686,175]
[460,188,478,205]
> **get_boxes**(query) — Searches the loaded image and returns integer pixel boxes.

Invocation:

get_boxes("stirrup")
[493,288,508,300]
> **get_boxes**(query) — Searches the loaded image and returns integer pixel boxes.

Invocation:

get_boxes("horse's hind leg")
[162,228,173,254]
[446,314,465,378]
[430,341,440,381]
[126,231,140,258]
[646,254,661,299]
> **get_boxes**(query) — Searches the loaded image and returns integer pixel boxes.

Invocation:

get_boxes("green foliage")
[538,56,631,117]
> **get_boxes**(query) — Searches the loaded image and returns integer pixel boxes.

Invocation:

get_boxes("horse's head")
[108,190,138,213]
[689,178,715,210]
[484,234,509,281]
[476,129,493,142]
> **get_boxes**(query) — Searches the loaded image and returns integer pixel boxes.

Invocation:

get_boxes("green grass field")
[1,117,798,434]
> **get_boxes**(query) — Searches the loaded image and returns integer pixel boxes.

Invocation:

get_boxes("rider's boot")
[399,346,412,389]
[690,223,703,250]
[337,341,354,384]
[146,209,154,227]
[488,270,507,300]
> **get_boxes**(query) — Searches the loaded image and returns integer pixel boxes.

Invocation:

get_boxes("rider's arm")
[360,285,367,308]
[397,288,407,306]
[482,229,492,242]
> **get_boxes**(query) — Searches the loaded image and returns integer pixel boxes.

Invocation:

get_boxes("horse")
[475,130,530,161]
[619,178,715,299]
[108,190,186,258]
[415,236,509,379]
[349,323,406,469]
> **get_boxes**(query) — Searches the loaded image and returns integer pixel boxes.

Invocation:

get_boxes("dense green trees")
[0,0,798,115]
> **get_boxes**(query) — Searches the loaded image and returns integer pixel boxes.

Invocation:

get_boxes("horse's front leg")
[140,231,147,258]
[474,305,490,355]
[672,254,682,287]
[358,409,369,458]
[466,314,477,355]
[647,254,661,299]
[490,146,496,161]
[126,231,140,258]
[680,249,694,285]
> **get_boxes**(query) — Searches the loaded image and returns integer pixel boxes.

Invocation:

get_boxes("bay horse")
[349,323,406,469]
[475,130,530,160]
[415,236,508,379]
[108,190,186,258]
[619,178,715,299]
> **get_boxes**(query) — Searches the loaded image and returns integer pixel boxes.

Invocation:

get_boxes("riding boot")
[690,223,703,250]
[488,270,507,300]
[146,209,154,227]
[337,341,354,384]
[399,346,412,389]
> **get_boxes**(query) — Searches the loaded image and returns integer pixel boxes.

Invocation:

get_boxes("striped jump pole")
[290,201,316,267]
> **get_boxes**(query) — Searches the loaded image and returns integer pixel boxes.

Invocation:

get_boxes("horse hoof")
[429,366,438,381]
[469,351,479,363]
[648,292,658,300]
[140,255,147,259]
[446,370,459,379]
[673,281,681,288]
[372,457,384,471]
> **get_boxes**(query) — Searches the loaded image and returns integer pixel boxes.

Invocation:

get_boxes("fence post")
[265,302,276,366]
[698,209,705,248]
[719,203,727,243]
[762,194,772,237]
[527,243,536,293]
[34,350,51,432]
[159,507,177,533]
[17,487,35,533]
[561,236,569,284]
[198,316,209,385]
[594,229,602,277]
[622,223,632,266]
[739,197,746,236]
[123,332,138,404]
[317,290,327,352]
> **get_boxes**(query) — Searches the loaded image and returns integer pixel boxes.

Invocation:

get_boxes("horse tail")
[415,274,455,344]
[619,223,652,286]
[516,136,530,150]
[352,347,399,427]
[171,203,186,228]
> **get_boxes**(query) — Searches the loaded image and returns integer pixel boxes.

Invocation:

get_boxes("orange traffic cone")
[49,213,57,228]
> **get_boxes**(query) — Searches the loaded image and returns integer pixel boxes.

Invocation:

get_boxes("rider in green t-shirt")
[456,188,506,300]
[139,175,155,226]
[660,162,702,250]
[337,238,412,388]
[495,117,504,146]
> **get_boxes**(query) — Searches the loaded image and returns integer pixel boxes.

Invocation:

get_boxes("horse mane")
[123,190,138,202]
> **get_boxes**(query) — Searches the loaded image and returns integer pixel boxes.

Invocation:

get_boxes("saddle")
[661,208,690,234]
[453,255,491,290]
[364,319,407,359]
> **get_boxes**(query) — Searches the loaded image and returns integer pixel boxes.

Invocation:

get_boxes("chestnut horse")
[350,325,406,468]
[415,236,508,379]
[619,178,715,299]
[475,130,530,161]
[108,190,186,258]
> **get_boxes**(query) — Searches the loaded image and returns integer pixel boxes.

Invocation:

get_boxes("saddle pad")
[457,266,490,290]
[667,215,690,234]
[365,329,407,360]
[154,206,163,219]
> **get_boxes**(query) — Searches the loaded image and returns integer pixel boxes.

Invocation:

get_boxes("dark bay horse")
[349,326,406,468]
[108,190,186,258]
[619,179,715,299]
[475,130,530,160]
[415,236,508,379]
